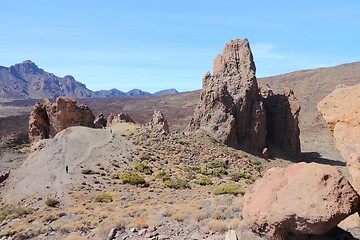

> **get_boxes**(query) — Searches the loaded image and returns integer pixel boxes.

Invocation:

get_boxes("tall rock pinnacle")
[189,39,301,159]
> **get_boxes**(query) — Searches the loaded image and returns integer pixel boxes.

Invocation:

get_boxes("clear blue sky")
[0,1,359,93]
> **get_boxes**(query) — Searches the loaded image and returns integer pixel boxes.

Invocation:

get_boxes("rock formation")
[29,97,95,145]
[243,162,359,238]
[147,110,169,135]
[94,113,107,128]
[189,39,301,158]
[317,84,360,193]
[107,112,135,126]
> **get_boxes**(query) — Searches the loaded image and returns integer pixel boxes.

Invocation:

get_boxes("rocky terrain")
[0,39,360,240]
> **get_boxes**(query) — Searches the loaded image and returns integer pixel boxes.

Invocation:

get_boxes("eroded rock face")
[147,110,169,135]
[260,85,301,159]
[189,39,301,158]
[107,112,135,126]
[94,113,107,128]
[317,84,360,193]
[29,97,95,145]
[243,162,359,238]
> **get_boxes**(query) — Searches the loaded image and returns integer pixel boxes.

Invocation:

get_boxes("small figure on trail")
[66,165,69,174]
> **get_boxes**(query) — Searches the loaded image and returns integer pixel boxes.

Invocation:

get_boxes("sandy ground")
[1,123,137,206]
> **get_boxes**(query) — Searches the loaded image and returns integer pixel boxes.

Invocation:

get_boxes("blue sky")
[0,1,359,92]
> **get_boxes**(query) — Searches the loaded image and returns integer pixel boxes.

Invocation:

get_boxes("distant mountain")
[0,60,179,100]
[0,60,94,99]
[127,89,151,96]
[153,88,179,96]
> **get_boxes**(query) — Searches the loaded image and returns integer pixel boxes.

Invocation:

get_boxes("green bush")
[214,184,245,196]
[176,139,190,145]
[197,177,213,186]
[250,159,262,165]
[45,198,60,207]
[164,178,190,189]
[94,193,113,203]
[230,171,245,181]
[120,172,146,185]
[156,171,171,182]
[135,163,153,175]
[201,167,227,177]
[207,160,227,169]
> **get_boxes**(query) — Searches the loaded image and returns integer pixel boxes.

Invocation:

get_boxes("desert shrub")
[176,139,190,145]
[214,184,245,196]
[45,198,60,207]
[120,172,146,185]
[250,159,261,165]
[94,192,113,203]
[0,204,32,221]
[164,178,190,189]
[140,153,151,161]
[207,160,227,169]
[134,163,153,175]
[197,177,213,186]
[156,171,171,182]
[201,167,227,177]
[191,166,201,173]
[230,171,245,182]
[81,168,96,174]
[222,148,229,155]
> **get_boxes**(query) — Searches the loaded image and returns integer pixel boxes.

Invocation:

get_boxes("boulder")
[29,97,95,145]
[147,110,169,135]
[243,162,359,238]
[189,39,301,158]
[317,84,360,193]
[107,112,135,126]
[94,113,107,128]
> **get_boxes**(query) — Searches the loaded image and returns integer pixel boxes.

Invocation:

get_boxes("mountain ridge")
[0,60,179,100]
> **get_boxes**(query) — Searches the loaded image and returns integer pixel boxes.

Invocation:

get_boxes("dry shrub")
[211,209,226,220]
[206,219,228,233]
[170,212,187,222]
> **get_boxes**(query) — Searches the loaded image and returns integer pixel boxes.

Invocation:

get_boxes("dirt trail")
[0,123,137,206]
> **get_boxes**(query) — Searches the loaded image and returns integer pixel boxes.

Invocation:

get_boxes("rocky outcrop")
[317,84,360,193]
[0,171,10,184]
[147,110,169,135]
[107,112,135,126]
[29,97,95,145]
[243,162,359,238]
[94,113,107,128]
[260,84,301,158]
[189,39,301,158]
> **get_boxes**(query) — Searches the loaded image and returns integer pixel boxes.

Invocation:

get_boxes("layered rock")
[29,97,95,145]
[107,112,135,126]
[243,162,359,238]
[317,84,360,193]
[189,39,301,158]
[147,110,169,135]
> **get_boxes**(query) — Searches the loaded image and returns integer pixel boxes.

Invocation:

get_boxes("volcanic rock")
[29,97,95,145]
[189,39,301,158]
[243,162,359,238]
[94,113,107,128]
[107,112,135,126]
[317,84,360,193]
[147,110,169,135]
[260,85,301,159]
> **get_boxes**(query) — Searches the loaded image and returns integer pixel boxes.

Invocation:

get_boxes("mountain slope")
[0,60,179,100]
[0,60,94,99]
